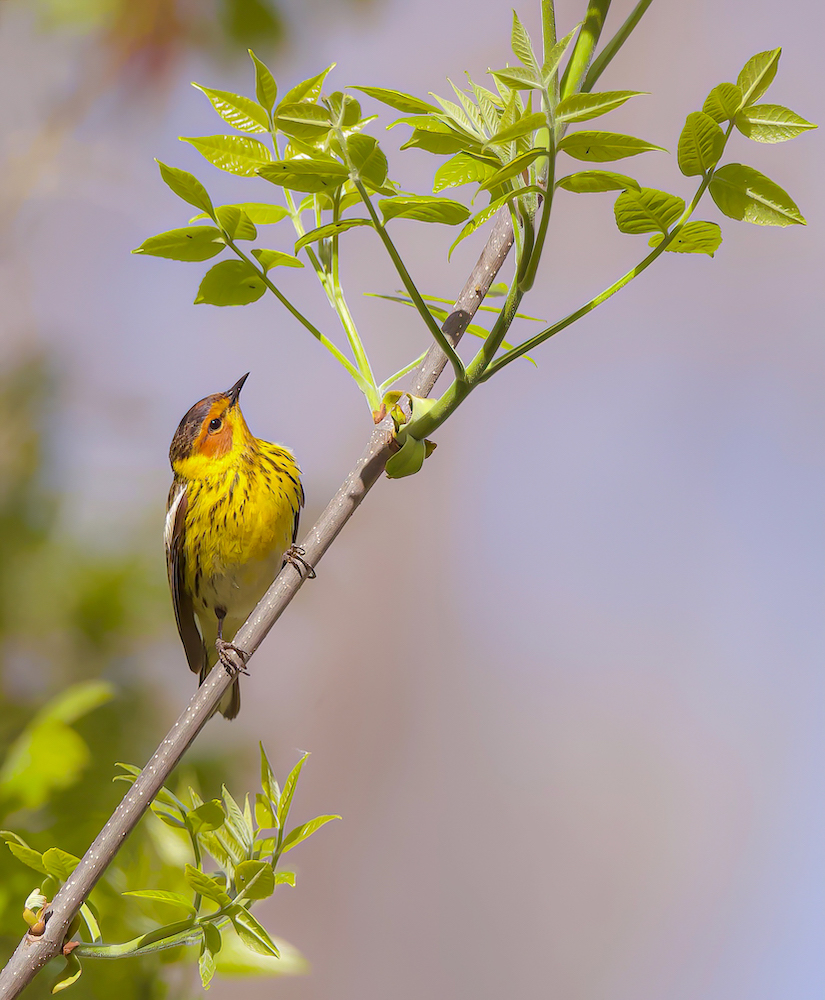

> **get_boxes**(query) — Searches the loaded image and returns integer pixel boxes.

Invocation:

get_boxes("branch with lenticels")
[0,210,515,1000]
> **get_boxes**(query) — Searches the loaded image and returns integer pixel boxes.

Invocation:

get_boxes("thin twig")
[0,208,514,1000]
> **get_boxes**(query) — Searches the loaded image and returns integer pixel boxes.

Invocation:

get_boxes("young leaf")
[400,128,473,155]
[192,84,270,132]
[556,91,646,124]
[483,112,546,149]
[156,160,214,216]
[231,908,280,957]
[350,86,438,115]
[195,260,267,306]
[235,860,276,900]
[180,135,272,177]
[346,134,388,187]
[187,800,225,835]
[274,871,296,886]
[252,248,303,271]
[277,752,309,829]
[709,163,806,226]
[52,952,82,994]
[259,742,281,808]
[677,111,725,176]
[479,148,548,190]
[433,152,499,192]
[294,219,372,253]
[489,66,542,91]
[734,104,817,143]
[200,922,222,990]
[78,902,101,943]
[702,82,743,123]
[132,226,225,261]
[258,159,349,193]
[223,785,254,856]
[614,187,685,234]
[281,64,335,106]
[42,847,79,881]
[6,842,46,874]
[649,221,722,256]
[184,864,232,906]
[255,793,275,830]
[249,50,277,113]
[214,206,257,241]
[511,11,540,75]
[280,815,341,853]
[556,170,640,193]
[274,102,333,140]
[557,131,665,161]
[379,196,470,225]
[122,890,197,914]
[737,48,781,108]
[541,24,582,87]
[237,203,290,225]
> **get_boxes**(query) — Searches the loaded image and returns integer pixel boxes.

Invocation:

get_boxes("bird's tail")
[199,665,241,720]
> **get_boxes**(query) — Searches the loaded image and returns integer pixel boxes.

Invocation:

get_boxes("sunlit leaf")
[709,163,806,226]
[231,907,280,957]
[380,196,470,225]
[274,102,332,140]
[734,104,817,143]
[180,135,272,177]
[249,50,277,113]
[737,48,781,107]
[614,187,685,234]
[433,152,499,192]
[132,226,225,261]
[294,219,372,252]
[222,785,254,856]
[6,842,46,874]
[52,952,82,994]
[258,159,349,193]
[280,64,335,106]
[187,800,225,835]
[511,11,539,74]
[280,814,341,853]
[184,864,232,906]
[255,793,275,830]
[156,160,214,216]
[277,753,309,829]
[42,847,79,881]
[557,131,665,161]
[235,860,275,900]
[447,185,545,258]
[556,170,639,193]
[489,65,541,91]
[556,91,646,123]
[192,84,270,132]
[649,221,723,256]
[351,86,438,115]
[214,206,257,241]
[702,82,742,123]
[483,112,546,148]
[677,111,725,176]
[479,148,547,190]
[259,743,281,809]
[347,134,388,187]
[541,24,580,86]
[195,260,266,306]
[251,248,303,271]
[122,890,197,914]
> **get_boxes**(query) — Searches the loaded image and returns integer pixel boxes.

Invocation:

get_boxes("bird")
[164,373,304,719]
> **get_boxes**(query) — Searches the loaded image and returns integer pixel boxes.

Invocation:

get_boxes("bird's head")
[169,373,256,476]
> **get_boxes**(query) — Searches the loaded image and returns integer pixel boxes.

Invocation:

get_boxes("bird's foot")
[216,639,250,676]
[285,544,316,580]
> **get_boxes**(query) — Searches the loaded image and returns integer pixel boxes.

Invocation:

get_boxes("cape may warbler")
[165,373,304,719]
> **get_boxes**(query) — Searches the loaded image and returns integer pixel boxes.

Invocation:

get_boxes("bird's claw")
[216,638,250,676]
[285,544,316,580]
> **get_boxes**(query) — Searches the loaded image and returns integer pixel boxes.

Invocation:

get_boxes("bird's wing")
[165,481,206,675]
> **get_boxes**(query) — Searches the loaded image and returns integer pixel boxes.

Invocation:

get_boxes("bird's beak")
[225,373,250,407]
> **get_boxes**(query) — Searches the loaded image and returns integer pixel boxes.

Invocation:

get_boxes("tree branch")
[0,208,515,1000]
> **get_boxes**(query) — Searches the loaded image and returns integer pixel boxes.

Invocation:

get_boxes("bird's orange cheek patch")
[195,424,232,458]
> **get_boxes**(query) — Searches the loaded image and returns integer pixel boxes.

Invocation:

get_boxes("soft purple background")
[1,0,823,997]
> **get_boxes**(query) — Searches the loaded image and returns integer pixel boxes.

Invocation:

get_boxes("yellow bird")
[165,374,304,718]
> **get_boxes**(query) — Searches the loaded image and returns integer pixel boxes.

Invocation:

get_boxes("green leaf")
[274,102,332,140]
[489,66,542,91]
[280,64,335,106]
[277,753,309,829]
[709,162,806,226]
[557,131,665,161]
[235,203,289,225]
[249,51,277,113]
[400,127,472,155]
[379,196,470,225]
[122,890,197,914]
[735,104,817,143]
[281,815,341,853]
[156,160,214,216]
[132,226,225,261]
[184,864,232,906]
[483,112,546,148]
[231,908,280,957]
[541,24,582,87]
[447,184,545,258]
[737,48,781,108]
[274,871,296,886]
[347,134,388,187]
[52,952,82,994]
[187,800,225,835]
[37,681,114,725]
[294,219,372,252]
[223,785,254,856]
[251,248,303,271]
[433,152,499,192]
[649,221,722,256]
[259,743,280,808]
[479,148,548,190]
[42,847,79,880]
[192,84,269,132]
[181,135,272,177]
[556,170,640,193]
[200,922,222,991]
[6,842,47,874]
[255,793,275,830]
[614,187,685,234]
[195,260,267,306]
[258,159,349,193]
[214,206,256,241]
[702,82,743,123]
[677,111,725,176]
[556,91,646,123]
[511,11,539,74]
[78,902,101,943]
[351,86,437,115]
[235,860,276,900]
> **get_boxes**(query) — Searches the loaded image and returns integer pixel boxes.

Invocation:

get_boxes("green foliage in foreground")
[4,744,334,992]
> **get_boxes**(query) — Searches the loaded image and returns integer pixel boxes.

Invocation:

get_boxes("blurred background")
[0,0,822,997]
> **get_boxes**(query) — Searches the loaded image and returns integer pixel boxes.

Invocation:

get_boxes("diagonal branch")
[0,208,515,1000]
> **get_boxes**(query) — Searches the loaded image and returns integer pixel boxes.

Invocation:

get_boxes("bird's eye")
[208,418,222,432]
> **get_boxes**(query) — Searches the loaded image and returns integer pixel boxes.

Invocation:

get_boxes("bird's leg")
[215,609,250,676]
[285,544,316,580]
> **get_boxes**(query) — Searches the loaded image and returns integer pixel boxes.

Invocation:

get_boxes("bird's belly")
[199,548,284,626]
